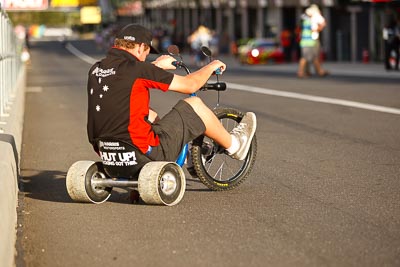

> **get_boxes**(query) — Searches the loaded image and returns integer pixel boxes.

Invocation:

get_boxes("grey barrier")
[0,5,26,267]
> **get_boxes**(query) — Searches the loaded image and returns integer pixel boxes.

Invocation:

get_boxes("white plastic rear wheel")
[66,161,111,204]
[138,162,185,206]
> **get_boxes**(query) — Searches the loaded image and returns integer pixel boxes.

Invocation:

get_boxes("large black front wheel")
[191,108,257,190]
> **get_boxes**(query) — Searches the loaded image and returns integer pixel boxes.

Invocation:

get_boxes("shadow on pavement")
[19,169,72,203]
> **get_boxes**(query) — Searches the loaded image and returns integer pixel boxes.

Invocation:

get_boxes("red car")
[238,38,284,65]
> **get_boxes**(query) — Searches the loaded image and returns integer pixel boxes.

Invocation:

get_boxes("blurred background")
[1,2,400,267]
[2,0,400,63]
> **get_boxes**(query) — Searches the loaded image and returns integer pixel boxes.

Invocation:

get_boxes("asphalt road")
[17,40,400,267]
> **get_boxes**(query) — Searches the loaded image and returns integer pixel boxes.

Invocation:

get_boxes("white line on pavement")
[65,43,97,65]
[227,82,400,115]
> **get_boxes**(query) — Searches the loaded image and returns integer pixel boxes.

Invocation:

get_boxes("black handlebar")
[172,60,191,74]
[202,82,226,91]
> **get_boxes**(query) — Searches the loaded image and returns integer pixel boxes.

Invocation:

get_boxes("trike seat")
[96,138,151,179]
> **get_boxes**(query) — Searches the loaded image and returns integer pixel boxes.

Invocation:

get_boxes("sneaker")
[229,112,257,160]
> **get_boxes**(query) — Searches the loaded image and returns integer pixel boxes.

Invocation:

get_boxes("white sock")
[226,134,240,155]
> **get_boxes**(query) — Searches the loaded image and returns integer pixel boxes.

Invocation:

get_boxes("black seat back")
[96,138,151,179]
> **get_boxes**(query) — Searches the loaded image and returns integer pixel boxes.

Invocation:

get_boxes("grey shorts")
[301,42,320,62]
[148,99,206,161]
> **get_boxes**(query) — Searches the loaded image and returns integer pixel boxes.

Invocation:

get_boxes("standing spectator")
[25,27,31,49]
[383,18,400,71]
[297,4,329,78]
[280,28,292,62]
[187,25,212,66]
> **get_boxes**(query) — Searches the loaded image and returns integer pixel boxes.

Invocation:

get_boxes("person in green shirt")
[297,4,329,78]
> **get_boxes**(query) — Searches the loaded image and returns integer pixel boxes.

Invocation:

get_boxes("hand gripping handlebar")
[171,61,180,67]
[171,61,226,91]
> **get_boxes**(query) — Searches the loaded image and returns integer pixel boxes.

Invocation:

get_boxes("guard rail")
[0,5,25,267]
[1,7,22,125]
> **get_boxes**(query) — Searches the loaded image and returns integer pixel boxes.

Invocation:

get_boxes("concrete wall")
[0,66,26,267]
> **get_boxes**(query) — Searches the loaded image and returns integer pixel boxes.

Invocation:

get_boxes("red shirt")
[87,47,174,153]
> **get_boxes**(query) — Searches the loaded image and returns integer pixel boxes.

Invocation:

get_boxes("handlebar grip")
[214,67,222,75]
[172,61,178,67]
[203,82,226,91]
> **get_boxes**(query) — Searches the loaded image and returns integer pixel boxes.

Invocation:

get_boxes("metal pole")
[369,4,376,61]
[215,7,222,36]
[337,30,343,62]
[191,7,198,30]
[322,6,331,60]
[183,8,190,38]
[347,5,361,62]
[240,2,248,39]
[256,7,264,38]
[228,6,234,42]
[351,10,357,62]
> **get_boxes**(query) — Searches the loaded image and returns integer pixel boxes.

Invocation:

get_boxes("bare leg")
[297,57,308,77]
[184,97,232,149]
[313,58,328,76]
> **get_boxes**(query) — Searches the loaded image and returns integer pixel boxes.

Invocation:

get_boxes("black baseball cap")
[116,24,159,54]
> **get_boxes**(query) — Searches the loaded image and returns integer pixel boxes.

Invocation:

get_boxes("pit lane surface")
[18,40,400,267]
